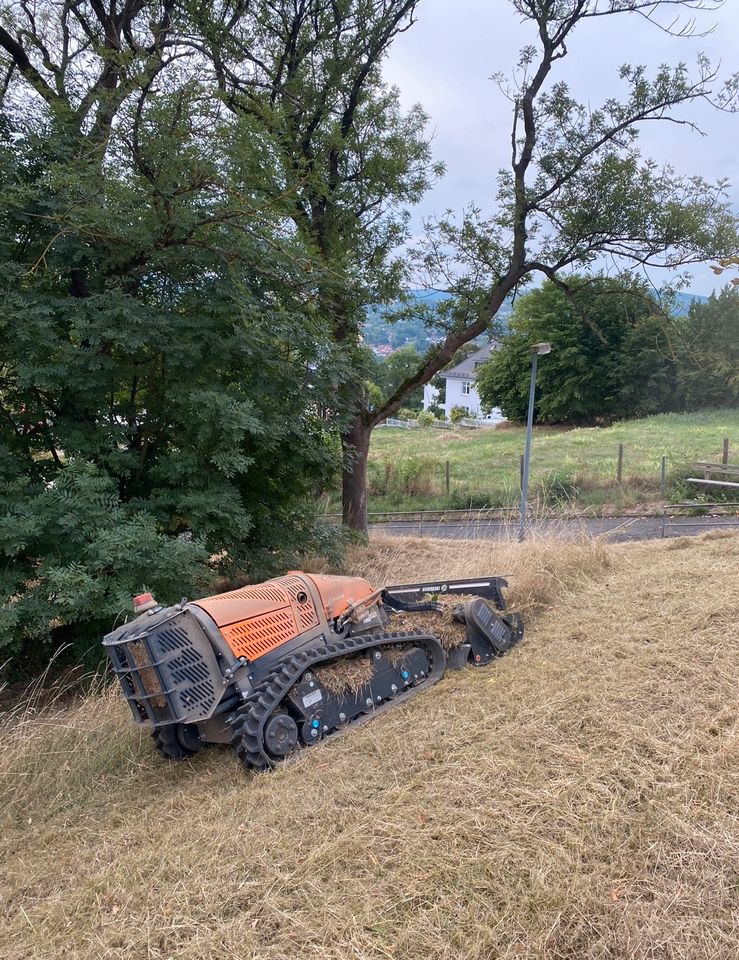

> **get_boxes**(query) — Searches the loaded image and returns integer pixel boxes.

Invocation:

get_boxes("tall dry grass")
[1,532,737,960]
[345,533,611,617]
[0,678,146,822]
[0,535,607,825]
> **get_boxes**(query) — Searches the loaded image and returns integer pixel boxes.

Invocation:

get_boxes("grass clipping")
[2,532,739,960]
[313,596,473,695]
[389,595,474,651]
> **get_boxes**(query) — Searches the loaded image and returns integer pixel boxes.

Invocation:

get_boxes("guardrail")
[323,506,520,525]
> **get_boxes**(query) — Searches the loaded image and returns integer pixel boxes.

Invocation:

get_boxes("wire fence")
[361,429,738,517]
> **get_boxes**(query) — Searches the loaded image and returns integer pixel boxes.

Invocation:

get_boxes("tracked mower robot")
[104,573,523,772]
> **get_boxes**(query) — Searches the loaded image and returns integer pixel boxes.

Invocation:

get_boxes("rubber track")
[230,630,445,771]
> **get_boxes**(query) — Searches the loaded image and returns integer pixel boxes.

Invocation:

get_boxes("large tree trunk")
[341,416,372,534]
[338,282,516,534]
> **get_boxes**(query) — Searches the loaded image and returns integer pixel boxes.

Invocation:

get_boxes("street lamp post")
[518,342,551,541]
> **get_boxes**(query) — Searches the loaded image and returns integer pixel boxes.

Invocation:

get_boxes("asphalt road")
[371,514,739,543]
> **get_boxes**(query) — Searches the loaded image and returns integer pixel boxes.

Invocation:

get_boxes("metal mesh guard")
[105,610,223,726]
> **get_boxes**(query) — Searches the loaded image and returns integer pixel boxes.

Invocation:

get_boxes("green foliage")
[356,408,737,515]
[396,408,418,422]
[0,459,209,662]
[675,288,739,409]
[406,6,737,482]
[415,411,436,427]
[365,380,385,414]
[476,276,678,424]
[449,406,468,424]
[367,456,436,499]
[192,1,443,414]
[0,82,340,665]
[372,346,425,409]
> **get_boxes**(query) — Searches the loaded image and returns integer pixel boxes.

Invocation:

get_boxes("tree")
[675,287,739,408]
[374,346,425,409]
[476,275,678,423]
[187,0,443,530]
[0,13,340,664]
[336,0,737,530]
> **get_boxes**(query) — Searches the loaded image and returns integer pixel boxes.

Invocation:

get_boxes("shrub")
[0,460,211,667]
[396,408,418,422]
[537,471,578,507]
[449,406,467,424]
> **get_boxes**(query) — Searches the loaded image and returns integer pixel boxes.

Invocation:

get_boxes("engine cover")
[192,573,377,663]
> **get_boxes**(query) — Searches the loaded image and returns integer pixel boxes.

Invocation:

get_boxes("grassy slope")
[360,408,739,512]
[2,532,738,959]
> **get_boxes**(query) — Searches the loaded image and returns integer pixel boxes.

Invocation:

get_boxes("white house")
[423,382,440,409]
[424,343,504,423]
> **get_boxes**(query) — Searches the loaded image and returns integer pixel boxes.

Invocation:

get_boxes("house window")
[473,361,484,369]
[461,380,472,395]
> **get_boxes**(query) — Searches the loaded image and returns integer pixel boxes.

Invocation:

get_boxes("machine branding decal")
[302,689,323,708]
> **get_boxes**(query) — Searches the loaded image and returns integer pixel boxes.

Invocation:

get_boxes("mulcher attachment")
[383,576,524,670]
[383,575,510,609]
[449,599,524,668]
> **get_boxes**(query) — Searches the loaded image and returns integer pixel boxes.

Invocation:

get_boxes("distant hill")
[364,289,513,351]
[672,291,709,316]
[364,288,709,353]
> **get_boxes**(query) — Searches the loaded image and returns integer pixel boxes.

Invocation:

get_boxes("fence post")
[519,454,525,489]
[617,443,624,484]
[723,437,730,466]
[445,459,450,495]
[660,456,667,538]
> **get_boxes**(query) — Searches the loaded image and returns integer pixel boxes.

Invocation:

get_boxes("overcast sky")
[383,0,739,295]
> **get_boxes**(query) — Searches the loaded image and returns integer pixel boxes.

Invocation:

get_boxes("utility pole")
[518,343,551,541]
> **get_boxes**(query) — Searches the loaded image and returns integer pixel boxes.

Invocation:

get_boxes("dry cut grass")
[1,532,738,960]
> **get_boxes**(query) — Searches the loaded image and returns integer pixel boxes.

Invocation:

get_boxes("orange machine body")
[192,573,377,663]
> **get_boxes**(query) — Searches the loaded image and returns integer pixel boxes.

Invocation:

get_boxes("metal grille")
[207,584,287,604]
[148,626,218,721]
[281,575,320,631]
[105,611,222,726]
[222,608,296,660]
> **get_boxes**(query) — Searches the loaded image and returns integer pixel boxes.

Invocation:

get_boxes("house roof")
[440,343,497,380]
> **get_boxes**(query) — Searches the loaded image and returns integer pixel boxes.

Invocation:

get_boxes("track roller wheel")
[152,723,201,761]
[263,712,299,758]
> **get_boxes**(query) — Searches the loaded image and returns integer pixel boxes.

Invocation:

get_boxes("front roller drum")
[152,723,202,760]
[454,600,524,667]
